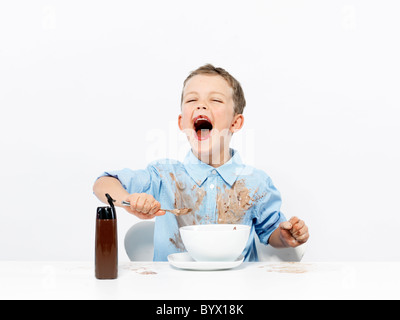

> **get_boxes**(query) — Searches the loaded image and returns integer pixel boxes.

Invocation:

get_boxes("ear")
[230,114,244,133]
[178,114,183,131]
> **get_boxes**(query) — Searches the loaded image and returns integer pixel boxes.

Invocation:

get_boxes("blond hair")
[181,64,246,114]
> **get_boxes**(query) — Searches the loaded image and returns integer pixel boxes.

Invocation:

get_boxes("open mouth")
[193,115,213,141]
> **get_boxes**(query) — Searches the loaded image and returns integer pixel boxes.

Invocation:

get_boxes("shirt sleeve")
[254,177,287,245]
[97,165,162,198]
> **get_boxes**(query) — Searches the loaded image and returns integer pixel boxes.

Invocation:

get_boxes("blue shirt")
[99,149,286,261]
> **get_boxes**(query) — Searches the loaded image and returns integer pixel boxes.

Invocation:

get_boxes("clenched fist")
[123,193,166,220]
[279,216,309,247]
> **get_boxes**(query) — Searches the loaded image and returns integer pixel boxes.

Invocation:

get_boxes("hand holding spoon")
[121,201,192,216]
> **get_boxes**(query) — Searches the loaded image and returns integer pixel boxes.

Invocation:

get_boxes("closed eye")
[212,99,223,103]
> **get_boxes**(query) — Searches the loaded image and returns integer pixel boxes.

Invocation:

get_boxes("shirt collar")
[183,149,245,187]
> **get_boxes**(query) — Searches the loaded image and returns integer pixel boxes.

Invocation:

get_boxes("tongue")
[197,129,210,139]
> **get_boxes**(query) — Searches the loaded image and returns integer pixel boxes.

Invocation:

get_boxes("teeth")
[195,118,208,124]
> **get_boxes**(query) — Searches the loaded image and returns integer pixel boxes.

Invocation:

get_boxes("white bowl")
[179,224,250,262]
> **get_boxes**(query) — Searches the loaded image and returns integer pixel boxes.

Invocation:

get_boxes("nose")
[196,104,208,110]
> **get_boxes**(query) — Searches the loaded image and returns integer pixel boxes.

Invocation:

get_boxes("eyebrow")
[183,91,226,98]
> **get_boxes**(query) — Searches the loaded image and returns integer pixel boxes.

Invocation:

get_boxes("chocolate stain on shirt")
[217,179,266,224]
[169,173,206,250]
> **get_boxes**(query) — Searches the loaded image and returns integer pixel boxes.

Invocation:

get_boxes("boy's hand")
[279,216,309,247]
[123,193,166,220]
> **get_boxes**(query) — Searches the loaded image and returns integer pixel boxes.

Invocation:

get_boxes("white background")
[1,0,399,262]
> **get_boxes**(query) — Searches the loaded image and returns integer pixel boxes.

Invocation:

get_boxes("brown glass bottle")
[95,206,118,279]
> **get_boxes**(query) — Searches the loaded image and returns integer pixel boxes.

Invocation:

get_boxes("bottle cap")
[96,206,116,220]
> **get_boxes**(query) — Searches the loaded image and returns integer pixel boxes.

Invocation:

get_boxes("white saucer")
[167,252,244,271]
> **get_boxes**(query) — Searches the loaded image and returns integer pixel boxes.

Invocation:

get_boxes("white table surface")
[0,261,399,300]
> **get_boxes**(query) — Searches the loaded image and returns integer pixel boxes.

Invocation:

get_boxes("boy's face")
[178,74,243,161]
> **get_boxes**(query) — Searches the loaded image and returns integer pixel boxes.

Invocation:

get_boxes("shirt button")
[212,170,217,175]
[210,184,215,189]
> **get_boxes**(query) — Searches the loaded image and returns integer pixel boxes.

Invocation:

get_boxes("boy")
[93,64,309,261]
